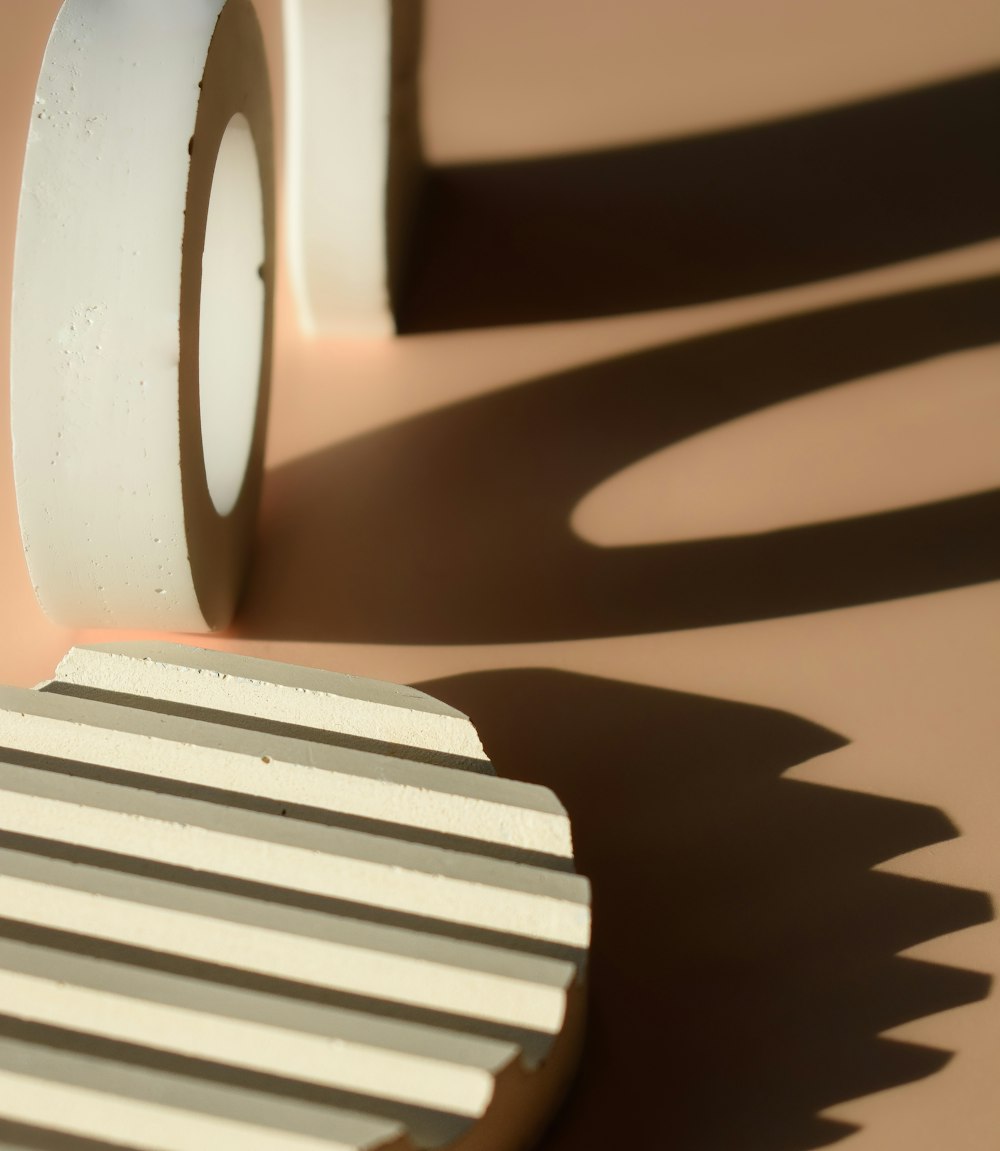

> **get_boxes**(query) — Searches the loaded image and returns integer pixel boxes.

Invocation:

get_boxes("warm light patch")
[572,344,1000,545]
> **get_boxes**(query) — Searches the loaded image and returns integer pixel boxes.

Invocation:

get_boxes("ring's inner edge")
[199,112,266,519]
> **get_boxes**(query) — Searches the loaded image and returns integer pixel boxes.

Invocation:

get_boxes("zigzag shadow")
[420,668,992,1151]
[239,275,1000,644]
[402,70,1000,331]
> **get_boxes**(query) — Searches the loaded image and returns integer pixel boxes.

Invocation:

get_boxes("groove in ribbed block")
[0,1034,408,1151]
[54,643,487,764]
[0,685,573,860]
[0,847,575,1036]
[0,761,590,948]
[0,936,519,1116]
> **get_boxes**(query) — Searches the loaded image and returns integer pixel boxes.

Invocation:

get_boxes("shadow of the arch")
[419,668,992,1151]
[240,275,1000,644]
[401,70,1000,331]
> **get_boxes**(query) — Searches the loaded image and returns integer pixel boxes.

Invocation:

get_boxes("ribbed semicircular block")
[0,643,590,1151]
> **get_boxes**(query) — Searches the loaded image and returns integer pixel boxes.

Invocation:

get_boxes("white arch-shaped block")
[283,0,422,336]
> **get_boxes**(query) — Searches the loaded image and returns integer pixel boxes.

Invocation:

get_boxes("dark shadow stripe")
[41,681,494,775]
[0,1120,130,1151]
[401,69,1000,330]
[0,745,574,874]
[0,1016,471,1149]
[0,919,556,1065]
[243,276,1000,645]
[0,831,588,966]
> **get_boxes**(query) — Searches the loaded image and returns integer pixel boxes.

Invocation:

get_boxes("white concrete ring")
[11,0,274,630]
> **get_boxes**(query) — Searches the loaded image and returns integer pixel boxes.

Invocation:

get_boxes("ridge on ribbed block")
[0,643,590,1151]
[53,642,491,768]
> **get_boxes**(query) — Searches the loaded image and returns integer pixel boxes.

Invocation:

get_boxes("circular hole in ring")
[198,112,266,518]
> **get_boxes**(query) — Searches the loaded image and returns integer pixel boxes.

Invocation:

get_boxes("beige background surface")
[1,2,999,1148]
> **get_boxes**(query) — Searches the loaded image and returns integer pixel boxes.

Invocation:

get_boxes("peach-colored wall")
[422,0,1000,160]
